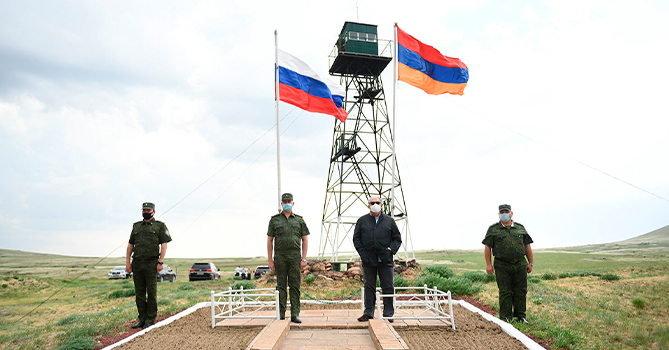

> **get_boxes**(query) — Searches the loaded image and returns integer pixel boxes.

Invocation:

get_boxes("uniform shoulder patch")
[271,213,282,218]
[514,222,524,227]
[488,222,501,229]
[294,213,303,218]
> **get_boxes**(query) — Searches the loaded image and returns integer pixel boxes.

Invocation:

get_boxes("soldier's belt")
[494,257,525,264]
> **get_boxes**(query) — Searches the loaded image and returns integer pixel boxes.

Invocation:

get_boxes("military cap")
[498,204,511,212]
[281,193,293,201]
[142,202,155,210]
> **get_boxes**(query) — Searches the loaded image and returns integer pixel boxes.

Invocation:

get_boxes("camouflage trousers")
[132,259,158,323]
[494,258,528,320]
[274,252,301,317]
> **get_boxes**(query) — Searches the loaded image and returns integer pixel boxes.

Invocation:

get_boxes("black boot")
[290,316,302,323]
[131,321,145,329]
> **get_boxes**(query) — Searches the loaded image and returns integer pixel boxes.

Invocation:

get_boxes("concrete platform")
[241,310,417,350]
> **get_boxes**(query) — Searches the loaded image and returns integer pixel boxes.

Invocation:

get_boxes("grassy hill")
[540,224,669,255]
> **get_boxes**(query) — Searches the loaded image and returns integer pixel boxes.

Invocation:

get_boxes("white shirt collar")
[501,220,514,227]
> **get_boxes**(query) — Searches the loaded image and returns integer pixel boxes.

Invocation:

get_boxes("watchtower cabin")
[329,22,392,77]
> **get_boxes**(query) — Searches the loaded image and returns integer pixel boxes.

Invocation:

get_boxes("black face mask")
[142,212,153,220]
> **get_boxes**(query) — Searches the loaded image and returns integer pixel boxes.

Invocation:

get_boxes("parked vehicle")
[188,262,220,281]
[254,266,271,279]
[108,266,131,279]
[157,265,176,282]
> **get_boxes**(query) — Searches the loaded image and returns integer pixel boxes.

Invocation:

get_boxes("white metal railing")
[210,287,280,328]
[210,284,454,329]
[375,285,456,329]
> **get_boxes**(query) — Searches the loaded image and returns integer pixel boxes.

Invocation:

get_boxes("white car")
[157,265,176,282]
[108,266,131,279]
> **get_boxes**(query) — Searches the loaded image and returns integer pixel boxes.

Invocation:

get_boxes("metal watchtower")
[319,22,414,262]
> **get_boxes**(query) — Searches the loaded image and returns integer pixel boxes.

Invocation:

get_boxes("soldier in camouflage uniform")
[482,204,534,324]
[126,202,172,329]
[267,193,309,323]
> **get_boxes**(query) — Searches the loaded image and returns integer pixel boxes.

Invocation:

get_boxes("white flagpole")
[390,23,398,217]
[275,30,282,210]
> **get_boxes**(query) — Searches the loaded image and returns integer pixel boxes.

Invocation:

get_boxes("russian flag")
[277,50,348,122]
[397,26,469,95]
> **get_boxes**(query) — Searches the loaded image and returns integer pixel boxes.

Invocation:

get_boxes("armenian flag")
[277,49,347,122]
[397,26,469,95]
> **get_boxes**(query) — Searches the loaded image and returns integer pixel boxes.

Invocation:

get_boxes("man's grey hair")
[368,195,382,203]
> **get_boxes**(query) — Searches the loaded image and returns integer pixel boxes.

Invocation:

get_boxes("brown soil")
[397,305,527,350]
[107,308,262,350]
[98,301,535,350]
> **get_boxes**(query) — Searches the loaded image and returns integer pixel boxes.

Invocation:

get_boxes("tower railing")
[328,39,393,68]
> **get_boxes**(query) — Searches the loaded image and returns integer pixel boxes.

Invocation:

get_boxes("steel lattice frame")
[319,48,415,262]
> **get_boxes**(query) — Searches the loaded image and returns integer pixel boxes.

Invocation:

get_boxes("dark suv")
[254,266,271,279]
[189,262,220,281]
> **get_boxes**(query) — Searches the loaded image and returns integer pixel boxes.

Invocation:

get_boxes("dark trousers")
[362,262,394,317]
[494,259,528,320]
[132,260,158,323]
[274,252,301,317]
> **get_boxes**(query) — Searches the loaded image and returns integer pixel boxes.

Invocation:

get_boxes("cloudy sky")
[1,0,668,259]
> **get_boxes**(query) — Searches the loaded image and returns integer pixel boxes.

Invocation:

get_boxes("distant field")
[1,235,668,349]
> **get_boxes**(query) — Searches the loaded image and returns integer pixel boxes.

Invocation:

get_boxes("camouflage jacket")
[267,212,309,253]
[129,218,171,261]
[482,221,533,263]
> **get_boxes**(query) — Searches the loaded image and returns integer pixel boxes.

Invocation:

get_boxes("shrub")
[304,274,316,285]
[463,271,495,283]
[414,274,480,296]
[424,265,454,279]
[572,270,601,277]
[394,275,410,288]
[632,297,647,309]
[414,273,445,289]
[439,277,481,296]
[541,273,558,280]
[558,272,573,279]
[2,276,9,281]
[528,276,542,284]
[59,336,96,350]
[230,281,255,290]
[108,288,135,299]
[1,284,7,288]
[600,274,621,281]
[178,284,195,291]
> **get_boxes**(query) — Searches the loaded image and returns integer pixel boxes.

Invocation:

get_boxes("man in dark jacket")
[353,195,402,322]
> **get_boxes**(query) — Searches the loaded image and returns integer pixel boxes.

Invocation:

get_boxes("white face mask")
[370,204,382,213]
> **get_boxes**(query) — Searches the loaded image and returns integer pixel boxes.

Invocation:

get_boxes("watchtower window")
[348,32,377,43]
